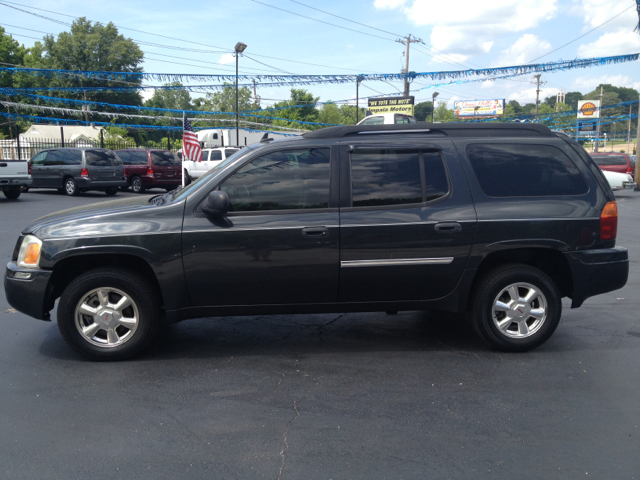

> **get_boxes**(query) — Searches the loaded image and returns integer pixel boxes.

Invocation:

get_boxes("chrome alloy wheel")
[74,287,139,348]
[491,282,547,338]
[65,179,76,195]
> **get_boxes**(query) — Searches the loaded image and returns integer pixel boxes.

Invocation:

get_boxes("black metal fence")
[0,136,179,161]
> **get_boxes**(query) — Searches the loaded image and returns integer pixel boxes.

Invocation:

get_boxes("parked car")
[5,123,629,360]
[357,112,417,126]
[28,148,126,196]
[114,149,182,193]
[589,152,634,179]
[183,147,240,183]
[0,158,31,199]
[601,170,636,191]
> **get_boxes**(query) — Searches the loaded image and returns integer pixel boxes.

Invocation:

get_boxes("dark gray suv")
[4,123,629,360]
[29,148,127,196]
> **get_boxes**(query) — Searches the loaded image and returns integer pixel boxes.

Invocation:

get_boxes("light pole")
[431,91,439,123]
[234,42,247,146]
[474,105,480,122]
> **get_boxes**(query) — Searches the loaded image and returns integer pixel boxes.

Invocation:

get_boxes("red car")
[589,153,634,180]
[114,149,182,193]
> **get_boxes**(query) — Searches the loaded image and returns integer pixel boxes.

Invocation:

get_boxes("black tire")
[21,186,29,193]
[131,176,145,193]
[104,187,119,196]
[183,169,192,186]
[57,268,162,361]
[470,264,561,352]
[63,177,78,196]
[3,187,21,199]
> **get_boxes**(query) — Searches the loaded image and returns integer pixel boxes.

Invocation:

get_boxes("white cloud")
[577,31,640,57]
[508,86,562,105]
[493,34,552,66]
[572,74,640,93]
[219,53,235,65]
[573,0,638,34]
[383,0,557,58]
[374,0,406,9]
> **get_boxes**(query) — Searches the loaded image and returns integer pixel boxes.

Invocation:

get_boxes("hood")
[23,195,157,236]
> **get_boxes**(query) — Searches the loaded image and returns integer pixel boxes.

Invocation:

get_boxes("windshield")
[170,145,258,202]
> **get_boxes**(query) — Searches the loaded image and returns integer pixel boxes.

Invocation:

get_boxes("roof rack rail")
[302,122,554,139]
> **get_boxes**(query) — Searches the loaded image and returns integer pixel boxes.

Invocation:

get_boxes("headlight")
[17,235,43,269]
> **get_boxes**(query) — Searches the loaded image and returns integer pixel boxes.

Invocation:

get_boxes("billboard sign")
[577,100,600,119]
[367,96,414,115]
[454,99,504,117]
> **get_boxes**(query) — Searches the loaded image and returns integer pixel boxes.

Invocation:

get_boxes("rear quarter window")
[85,150,122,166]
[151,151,180,166]
[466,143,588,197]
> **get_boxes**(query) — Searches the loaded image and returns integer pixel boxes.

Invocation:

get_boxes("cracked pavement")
[1,189,639,479]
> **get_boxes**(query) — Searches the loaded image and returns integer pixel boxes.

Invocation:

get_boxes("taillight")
[80,168,89,177]
[600,201,618,241]
[28,161,31,175]
[626,166,633,174]
[146,167,154,175]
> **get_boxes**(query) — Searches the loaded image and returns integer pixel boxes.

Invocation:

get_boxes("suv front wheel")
[471,264,561,352]
[57,268,162,360]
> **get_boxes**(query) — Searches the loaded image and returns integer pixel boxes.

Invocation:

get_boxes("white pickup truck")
[0,159,31,199]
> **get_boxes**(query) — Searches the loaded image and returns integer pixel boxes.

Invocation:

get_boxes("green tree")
[145,82,192,111]
[414,101,433,122]
[200,83,254,113]
[433,101,455,122]
[24,18,144,108]
[317,102,344,125]
[339,104,366,125]
[564,91,584,110]
[0,27,27,88]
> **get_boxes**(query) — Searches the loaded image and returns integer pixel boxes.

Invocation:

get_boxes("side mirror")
[201,190,230,217]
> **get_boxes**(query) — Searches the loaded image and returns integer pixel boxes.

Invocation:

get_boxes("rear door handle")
[434,222,462,233]
[302,227,329,238]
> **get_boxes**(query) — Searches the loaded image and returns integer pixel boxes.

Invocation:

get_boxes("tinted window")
[60,150,83,165]
[423,152,449,201]
[44,151,64,166]
[351,150,423,207]
[30,152,46,166]
[225,149,239,157]
[151,151,180,166]
[128,151,149,165]
[85,150,121,166]
[467,144,588,197]
[360,116,384,125]
[210,150,223,161]
[590,155,605,166]
[116,151,132,164]
[604,156,628,166]
[220,148,331,211]
[408,116,417,124]
[394,115,410,124]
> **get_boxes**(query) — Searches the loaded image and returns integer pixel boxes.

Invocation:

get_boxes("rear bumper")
[140,174,181,187]
[1,177,32,188]
[565,247,629,308]
[4,262,53,321]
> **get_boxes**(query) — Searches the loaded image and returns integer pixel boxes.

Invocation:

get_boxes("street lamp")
[474,105,480,122]
[234,42,247,146]
[431,91,439,123]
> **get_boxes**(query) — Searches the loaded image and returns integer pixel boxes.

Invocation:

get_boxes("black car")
[28,147,127,196]
[5,123,629,360]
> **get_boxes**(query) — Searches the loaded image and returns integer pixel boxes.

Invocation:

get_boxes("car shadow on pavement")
[37,311,492,362]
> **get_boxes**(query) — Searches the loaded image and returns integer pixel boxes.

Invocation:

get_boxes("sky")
[1,0,639,110]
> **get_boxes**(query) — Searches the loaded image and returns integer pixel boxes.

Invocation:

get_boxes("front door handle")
[302,227,329,238]
[434,222,462,233]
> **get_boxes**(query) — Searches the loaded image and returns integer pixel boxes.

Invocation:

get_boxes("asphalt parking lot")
[1,188,639,479]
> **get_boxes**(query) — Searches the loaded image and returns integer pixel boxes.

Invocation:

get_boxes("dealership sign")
[577,100,600,119]
[454,99,504,117]
[367,96,414,115]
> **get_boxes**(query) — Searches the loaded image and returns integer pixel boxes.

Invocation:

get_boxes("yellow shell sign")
[577,100,600,119]
[580,102,597,116]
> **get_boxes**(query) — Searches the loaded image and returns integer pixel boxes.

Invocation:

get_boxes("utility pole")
[532,74,546,119]
[627,104,632,154]
[6,96,13,140]
[396,34,424,96]
[252,79,258,125]
[83,91,89,123]
[594,86,604,153]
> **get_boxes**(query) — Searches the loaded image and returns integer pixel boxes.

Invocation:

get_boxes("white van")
[184,147,240,181]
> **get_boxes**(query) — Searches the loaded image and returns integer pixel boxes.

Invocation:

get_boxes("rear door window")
[350,149,449,207]
[225,149,239,158]
[44,150,63,166]
[151,151,181,166]
[590,155,605,165]
[85,150,121,166]
[60,150,82,165]
[127,151,149,165]
[31,152,46,166]
[210,150,223,161]
[605,156,628,166]
[466,143,588,197]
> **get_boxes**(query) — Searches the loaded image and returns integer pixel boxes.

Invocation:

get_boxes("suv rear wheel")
[471,264,561,352]
[57,268,162,360]
[63,177,78,196]
[131,176,145,193]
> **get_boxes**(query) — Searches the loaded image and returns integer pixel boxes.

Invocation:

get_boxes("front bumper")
[4,262,53,321]
[565,247,629,308]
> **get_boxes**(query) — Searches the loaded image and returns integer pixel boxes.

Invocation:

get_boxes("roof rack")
[302,122,554,139]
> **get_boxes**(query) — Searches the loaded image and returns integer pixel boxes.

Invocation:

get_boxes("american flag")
[182,113,202,162]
